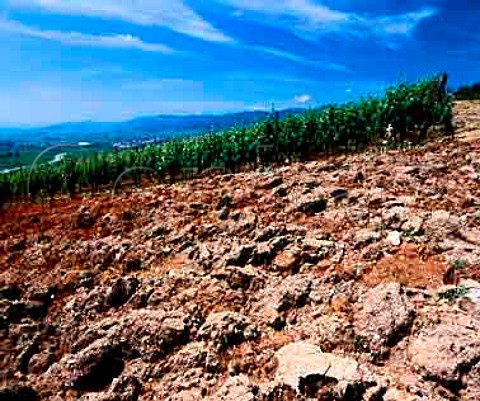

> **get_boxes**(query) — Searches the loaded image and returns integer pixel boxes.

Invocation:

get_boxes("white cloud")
[5,1,350,70]
[220,0,437,42]
[222,0,348,23]
[0,14,347,71]
[9,0,234,43]
[224,71,319,84]
[374,7,437,36]
[294,94,313,104]
[0,19,175,53]
[249,45,349,71]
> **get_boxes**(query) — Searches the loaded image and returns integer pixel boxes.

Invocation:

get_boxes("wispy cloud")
[0,19,175,53]
[249,45,349,71]
[224,71,319,84]
[224,0,349,24]
[374,7,438,36]
[1,6,347,71]
[220,0,437,42]
[9,0,234,43]
[6,0,352,70]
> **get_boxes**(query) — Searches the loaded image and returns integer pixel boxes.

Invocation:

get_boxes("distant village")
[112,137,167,149]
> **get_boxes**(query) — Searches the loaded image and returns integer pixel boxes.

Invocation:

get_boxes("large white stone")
[274,342,374,391]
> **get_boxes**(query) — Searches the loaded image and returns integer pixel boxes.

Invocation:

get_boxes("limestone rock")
[408,317,480,391]
[354,283,415,356]
[274,342,376,397]
[199,311,258,351]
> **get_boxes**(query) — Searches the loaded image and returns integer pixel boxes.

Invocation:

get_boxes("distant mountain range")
[0,108,306,146]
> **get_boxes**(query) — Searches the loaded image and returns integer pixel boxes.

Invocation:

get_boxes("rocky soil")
[1,102,480,400]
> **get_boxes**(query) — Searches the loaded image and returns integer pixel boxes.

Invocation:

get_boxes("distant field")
[0,143,103,172]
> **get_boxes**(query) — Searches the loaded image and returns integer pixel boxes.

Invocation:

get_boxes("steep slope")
[1,102,480,401]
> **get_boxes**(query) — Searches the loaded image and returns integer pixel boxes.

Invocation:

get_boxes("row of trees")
[0,74,454,208]
[455,82,480,100]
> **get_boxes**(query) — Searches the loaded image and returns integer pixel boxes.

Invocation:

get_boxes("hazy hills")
[0,109,305,146]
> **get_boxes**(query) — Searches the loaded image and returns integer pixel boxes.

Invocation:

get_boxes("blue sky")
[0,0,479,126]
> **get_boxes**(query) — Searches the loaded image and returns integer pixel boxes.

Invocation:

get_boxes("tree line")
[455,82,480,101]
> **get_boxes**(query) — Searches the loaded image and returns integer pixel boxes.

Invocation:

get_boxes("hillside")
[1,102,480,401]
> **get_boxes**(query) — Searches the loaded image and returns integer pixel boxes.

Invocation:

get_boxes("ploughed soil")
[1,101,480,400]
